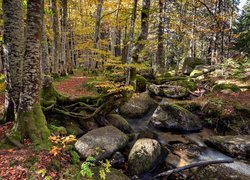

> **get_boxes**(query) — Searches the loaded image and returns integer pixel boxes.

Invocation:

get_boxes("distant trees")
[235,2,250,57]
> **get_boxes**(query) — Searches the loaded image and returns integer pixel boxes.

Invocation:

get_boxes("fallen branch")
[154,159,234,178]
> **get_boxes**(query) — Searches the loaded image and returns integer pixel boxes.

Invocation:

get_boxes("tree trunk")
[156,0,165,74]
[132,0,151,63]
[126,0,138,86]
[61,0,68,75]
[52,0,61,76]
[41,0,49,75]
[16,0,50,148]
[2,0,24,122]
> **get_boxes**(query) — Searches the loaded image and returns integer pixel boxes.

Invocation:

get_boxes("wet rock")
[106,114,133,133]
[110,152,126,168]
[149,102,202,132]
[128,138,161,175]
[75,126,129,160]
[196,163,250,180]
[205,135,250,159]
[91,167,130,180]
[148,84,189,98]
[119,92,156,119]
[137,129,158,140]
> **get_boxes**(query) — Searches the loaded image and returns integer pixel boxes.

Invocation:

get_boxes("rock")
[182,57,203,75]
[48,125,67,136]
[136,74,148,93]
[196,163,250,180]
[205,135,250,159]
[148,84,189,98]
[110,152,126,168]
[79,117,99,132]
[190,65,214,77]
[212,83,241,93]
[64,119,84,137]
[91,167,130,180]
[137,129,158,140]
[149,102,202,132]
[106,114,133,133]
[75,126,129,160]
[128,138,161,175]
[119,92,156,119]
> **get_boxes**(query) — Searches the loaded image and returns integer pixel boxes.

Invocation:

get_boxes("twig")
[154,159,234,178]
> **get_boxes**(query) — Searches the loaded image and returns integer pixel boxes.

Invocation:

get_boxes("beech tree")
[2,0,24,122]
[16,0,50,147]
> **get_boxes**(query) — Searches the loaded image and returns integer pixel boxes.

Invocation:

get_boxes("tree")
[2,0,24,122]
[16,0,50,147]
[235,2,250,57]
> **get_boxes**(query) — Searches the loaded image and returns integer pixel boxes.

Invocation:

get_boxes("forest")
[0,0,249,179]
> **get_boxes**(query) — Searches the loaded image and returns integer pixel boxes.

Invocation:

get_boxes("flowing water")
[126,107,250,179]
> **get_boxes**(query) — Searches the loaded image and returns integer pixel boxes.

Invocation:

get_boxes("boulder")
[148,84,189,98]
[128,138,161,175]
[149,102,202,132]
[106,114,133,133]
[136,74,148,93]
[119,92,156,119]
[182,57,203,75]
[75,126,129,160]
[205,135,250,159]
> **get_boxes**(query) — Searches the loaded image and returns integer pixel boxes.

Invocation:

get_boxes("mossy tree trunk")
[16,0,50,148]
[2,0,24,122]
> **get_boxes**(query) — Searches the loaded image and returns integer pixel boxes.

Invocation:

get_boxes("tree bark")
[61,0,68,75]
[52,0,61,76]
[2,0,24,122]
[126,0,138,86]
[156,0,165,74]
[16,0,50,148]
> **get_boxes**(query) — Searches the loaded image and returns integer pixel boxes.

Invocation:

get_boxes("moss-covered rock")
[149,101,202,132]
[106,114,133,133]
[166,79,197,91]
[136,74,148,93]
[119,92,156,119]
[212,83,241,93]
[63,119,84,137]
[128,138,161,175]
[148,84,189,98]
[182,57,203,75]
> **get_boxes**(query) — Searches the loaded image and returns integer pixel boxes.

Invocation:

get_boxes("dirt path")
[54,73,96,98]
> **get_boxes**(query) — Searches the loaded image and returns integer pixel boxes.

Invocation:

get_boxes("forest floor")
[0,72,96,180]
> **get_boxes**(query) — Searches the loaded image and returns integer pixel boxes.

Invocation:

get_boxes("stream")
[126,107,250,179]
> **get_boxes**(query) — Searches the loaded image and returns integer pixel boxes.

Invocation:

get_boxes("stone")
[128,138,161,175]
[119,92,156,119]
[148,84,189,98]
[110,152,126,168]
[205,135,250,159]
[75,126,129,160]
[64,119,84,137]
[149,102,202,132]
[106,114,133,133]
[182,57,203,75]
[212,83,241,93]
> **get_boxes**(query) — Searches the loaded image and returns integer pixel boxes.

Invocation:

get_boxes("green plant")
[80,156,112,180]
[80,156,96,179]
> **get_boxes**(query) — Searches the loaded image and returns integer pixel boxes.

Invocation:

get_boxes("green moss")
[212,83,241,92]
[136,74,148,93]
[48,125,67,136]
[167,79,197,91]
[16,103,51,150]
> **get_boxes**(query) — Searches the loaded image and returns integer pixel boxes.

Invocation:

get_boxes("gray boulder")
[128,138,161,175]
[205,135,250,159]
[148,84,189,98]
[149,102,202,132]
[75,126,129,160]
[106,114,132,133]
[119,92,156,119]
